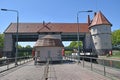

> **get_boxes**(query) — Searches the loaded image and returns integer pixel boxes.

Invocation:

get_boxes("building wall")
[3,34,14,57]
[35,47,63,61]
[0,48,3,58]
[90,25,112,55]
[83,33,92,51]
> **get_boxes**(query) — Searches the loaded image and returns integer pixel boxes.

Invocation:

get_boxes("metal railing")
[64,55,120,80]
[0,56,33,73]
[44,59,50,80]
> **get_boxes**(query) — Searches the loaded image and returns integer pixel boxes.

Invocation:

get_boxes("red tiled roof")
[89,11,112,28]
[4,23,89,33]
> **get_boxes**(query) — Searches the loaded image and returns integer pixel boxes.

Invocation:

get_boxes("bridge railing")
[64,55,120,80]
[0,56,33,73]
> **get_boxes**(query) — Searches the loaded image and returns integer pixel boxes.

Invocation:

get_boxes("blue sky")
[0,0,120,47]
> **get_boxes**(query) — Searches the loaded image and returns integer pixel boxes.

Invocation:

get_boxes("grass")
[109,50,120,58]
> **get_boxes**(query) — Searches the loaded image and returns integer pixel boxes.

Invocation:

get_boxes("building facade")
[34,35,64,63]
[3,11,112,57]
[89,11,112,55]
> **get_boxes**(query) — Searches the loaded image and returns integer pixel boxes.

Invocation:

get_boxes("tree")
[69,41,77,48]
[0,34,4,48]
[75,41,83,49]
[65,41,83,55]
[25,45,32,48]
[18,45,32,57]
[112,29,120,45]
[67,41,83,49]
[18,44,23,49]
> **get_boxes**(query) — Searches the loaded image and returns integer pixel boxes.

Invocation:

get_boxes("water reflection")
[97,59,120,69]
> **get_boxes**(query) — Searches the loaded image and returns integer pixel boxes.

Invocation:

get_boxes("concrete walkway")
[0,58,32,72]
[48,63,113,80]
[0,61,114,80]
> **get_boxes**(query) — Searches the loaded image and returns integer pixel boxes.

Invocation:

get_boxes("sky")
[0,0,120,47]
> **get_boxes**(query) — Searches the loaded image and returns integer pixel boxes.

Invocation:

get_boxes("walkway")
[0,61,114,80]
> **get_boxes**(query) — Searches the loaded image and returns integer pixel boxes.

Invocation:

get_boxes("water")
[97,59,120,69]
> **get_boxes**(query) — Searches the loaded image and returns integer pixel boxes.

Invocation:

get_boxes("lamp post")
[1,8,19,66]
[77,10,93,62]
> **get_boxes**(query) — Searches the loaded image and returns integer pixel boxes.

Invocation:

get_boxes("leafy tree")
[65,41,83,55]
[18,45,32,57]
[112,29,120,45]
[69,41,77,48]
[0,34,4,48]
[75,41,83,49]
[65,51,72,55]
[18,44,23,49]
[25,45,32,48]
[68,41,83,49]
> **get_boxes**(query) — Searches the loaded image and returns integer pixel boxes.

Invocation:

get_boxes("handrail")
[0,56,33,73]
[65,55,120,80]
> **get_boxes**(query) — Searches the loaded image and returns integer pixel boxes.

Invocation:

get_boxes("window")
[95,42,97,45]
[93,28,95,32]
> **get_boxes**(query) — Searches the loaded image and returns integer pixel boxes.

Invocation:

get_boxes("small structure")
[89,11,112,55]
[34,35,64,63]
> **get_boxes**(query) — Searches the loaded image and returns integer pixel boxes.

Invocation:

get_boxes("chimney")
[94,12,96,17]
[88,15,91,25]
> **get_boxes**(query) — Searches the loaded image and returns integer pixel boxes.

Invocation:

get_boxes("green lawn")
[110,50,120,58]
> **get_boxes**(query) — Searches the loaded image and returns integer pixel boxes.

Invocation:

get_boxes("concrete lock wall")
[3,34,14,57]
[83,33,92,51]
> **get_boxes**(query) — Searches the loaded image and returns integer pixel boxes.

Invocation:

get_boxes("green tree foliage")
[112,29,120,45]
[65,41,83,55]
[0,34,4,48]
[25,45,32,48]
[68,41,83,49]
[69,41,77,48]
[18,44,23,49]
[18,45,32,57]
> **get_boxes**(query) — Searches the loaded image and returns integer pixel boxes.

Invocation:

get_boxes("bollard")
[34,57,37,65]
[103,59,106,76]
[90,57,93,71]
[19,57,21,64]
[83,56,85,67]
[44,58,49,80]
[7,58,9,70]
[24,57,25,63]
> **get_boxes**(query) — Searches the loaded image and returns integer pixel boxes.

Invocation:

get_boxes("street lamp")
[77,10,93,62]
[1,8,19,66]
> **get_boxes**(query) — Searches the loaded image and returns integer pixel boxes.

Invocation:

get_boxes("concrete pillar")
[83,33,92,52]
[3,34,14,57]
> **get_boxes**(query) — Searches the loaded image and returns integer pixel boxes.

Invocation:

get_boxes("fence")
[65,55,120,80]
[0,56,33,73]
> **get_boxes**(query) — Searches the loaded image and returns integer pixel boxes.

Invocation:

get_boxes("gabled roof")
[4,23,89,33]
[89,11,112,28]
[34,35,64,47]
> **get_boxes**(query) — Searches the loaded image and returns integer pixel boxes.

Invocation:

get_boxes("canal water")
[97,59,120,69]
